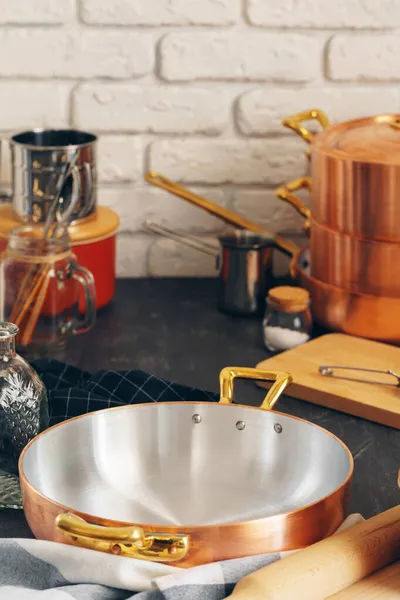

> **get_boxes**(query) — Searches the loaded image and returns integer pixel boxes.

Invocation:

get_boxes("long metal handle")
[83,161,95,213]
[282,109,330,143]
[144,172,299,257]
[55,513,189,562]
[143,220,219,257]
[218,367,293,411]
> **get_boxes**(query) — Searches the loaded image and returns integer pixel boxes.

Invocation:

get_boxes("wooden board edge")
[257,380,400,431]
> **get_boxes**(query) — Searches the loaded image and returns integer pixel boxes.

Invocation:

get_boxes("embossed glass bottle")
[0,322,48,474]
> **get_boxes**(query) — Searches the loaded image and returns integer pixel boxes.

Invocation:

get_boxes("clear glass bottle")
[0,322,48,474]
[263,286,312,353]
[0,224,96,356]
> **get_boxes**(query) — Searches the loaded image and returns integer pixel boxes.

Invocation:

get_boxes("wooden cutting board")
[256,332,400,429]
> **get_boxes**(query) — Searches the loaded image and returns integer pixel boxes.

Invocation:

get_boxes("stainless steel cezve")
[144,221,274,316]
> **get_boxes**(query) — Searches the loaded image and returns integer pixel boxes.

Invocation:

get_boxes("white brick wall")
[159,32,321,82]
[0,1,399,277]
[81,0,240,26]
[73,85,230,134]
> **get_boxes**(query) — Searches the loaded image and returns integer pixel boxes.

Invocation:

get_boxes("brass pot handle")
[55,513,189,562]
[219,367,293,411]
[276,176,312,236]
[282,109,330,143]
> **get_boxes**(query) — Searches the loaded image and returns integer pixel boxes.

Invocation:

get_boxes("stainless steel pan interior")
[21,378,351,528]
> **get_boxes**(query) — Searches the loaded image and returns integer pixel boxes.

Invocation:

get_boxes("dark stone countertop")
[1,278,399,537]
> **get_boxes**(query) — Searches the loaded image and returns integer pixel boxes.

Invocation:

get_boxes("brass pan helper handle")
[55,513,189,562]
[276,176,312,236]
[219,367,292,411]
[145,171,299,257]
[282,109,330,143]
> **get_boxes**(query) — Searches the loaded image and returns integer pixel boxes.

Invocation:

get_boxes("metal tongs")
[43,150,81,240]
[319,365,400,387]
[143,221,219,257]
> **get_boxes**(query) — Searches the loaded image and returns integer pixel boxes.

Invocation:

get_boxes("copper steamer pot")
[19,367,353,568]
[309,217,400,296]
[281,109,400,242]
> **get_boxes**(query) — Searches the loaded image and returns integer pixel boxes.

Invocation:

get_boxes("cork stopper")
[267,286,310,313]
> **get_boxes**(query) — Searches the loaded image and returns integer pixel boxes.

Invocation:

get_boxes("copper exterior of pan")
[291,247,400,344]
[18,367,353,568]
[310,217,400,296]
[283,110,400,242]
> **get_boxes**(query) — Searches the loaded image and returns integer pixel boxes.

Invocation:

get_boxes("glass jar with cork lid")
[262,286,312,352]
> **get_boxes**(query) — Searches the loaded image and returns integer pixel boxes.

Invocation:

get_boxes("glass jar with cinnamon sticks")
[0,224,96,355]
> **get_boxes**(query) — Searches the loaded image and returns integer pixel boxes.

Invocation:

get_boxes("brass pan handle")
[145,171,268,233]
[276,176,312,236]
[55,513,189,562]
[219,367,293,411]
[145,171,299,257]
[282,109,330,144]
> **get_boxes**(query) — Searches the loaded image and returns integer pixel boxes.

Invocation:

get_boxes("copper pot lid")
[314,114,400,165]
[0,205,119,244]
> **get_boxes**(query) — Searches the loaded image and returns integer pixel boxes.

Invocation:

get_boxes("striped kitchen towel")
[0,514,363,599]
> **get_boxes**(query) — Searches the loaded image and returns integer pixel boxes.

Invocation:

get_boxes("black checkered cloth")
[31,358,219,426]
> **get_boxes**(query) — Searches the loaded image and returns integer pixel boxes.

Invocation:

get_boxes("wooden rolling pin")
[328,559,400,599]
[227,505,400,600]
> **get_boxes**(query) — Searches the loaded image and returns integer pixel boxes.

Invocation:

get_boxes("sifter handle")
[0,137,11,203]
[226,504,400,600]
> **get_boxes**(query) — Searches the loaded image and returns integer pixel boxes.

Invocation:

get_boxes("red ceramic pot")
[0,205,119,312]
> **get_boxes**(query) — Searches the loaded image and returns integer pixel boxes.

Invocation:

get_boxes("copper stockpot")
[291,247,400,344]
[310,217,400,296]
[19,367,353,568]
[282,109,400,242]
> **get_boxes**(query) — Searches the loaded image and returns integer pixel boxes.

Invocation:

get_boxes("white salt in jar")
[263,286,312,353]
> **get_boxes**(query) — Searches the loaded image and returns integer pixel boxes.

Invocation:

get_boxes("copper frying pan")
[145,172,400,343]
[19,367,353,568]
[144,172,298,257]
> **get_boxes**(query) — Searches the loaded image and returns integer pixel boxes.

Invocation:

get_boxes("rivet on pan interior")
[274,423,283,433]
[236,421,246,430]
[192,414,202,424]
